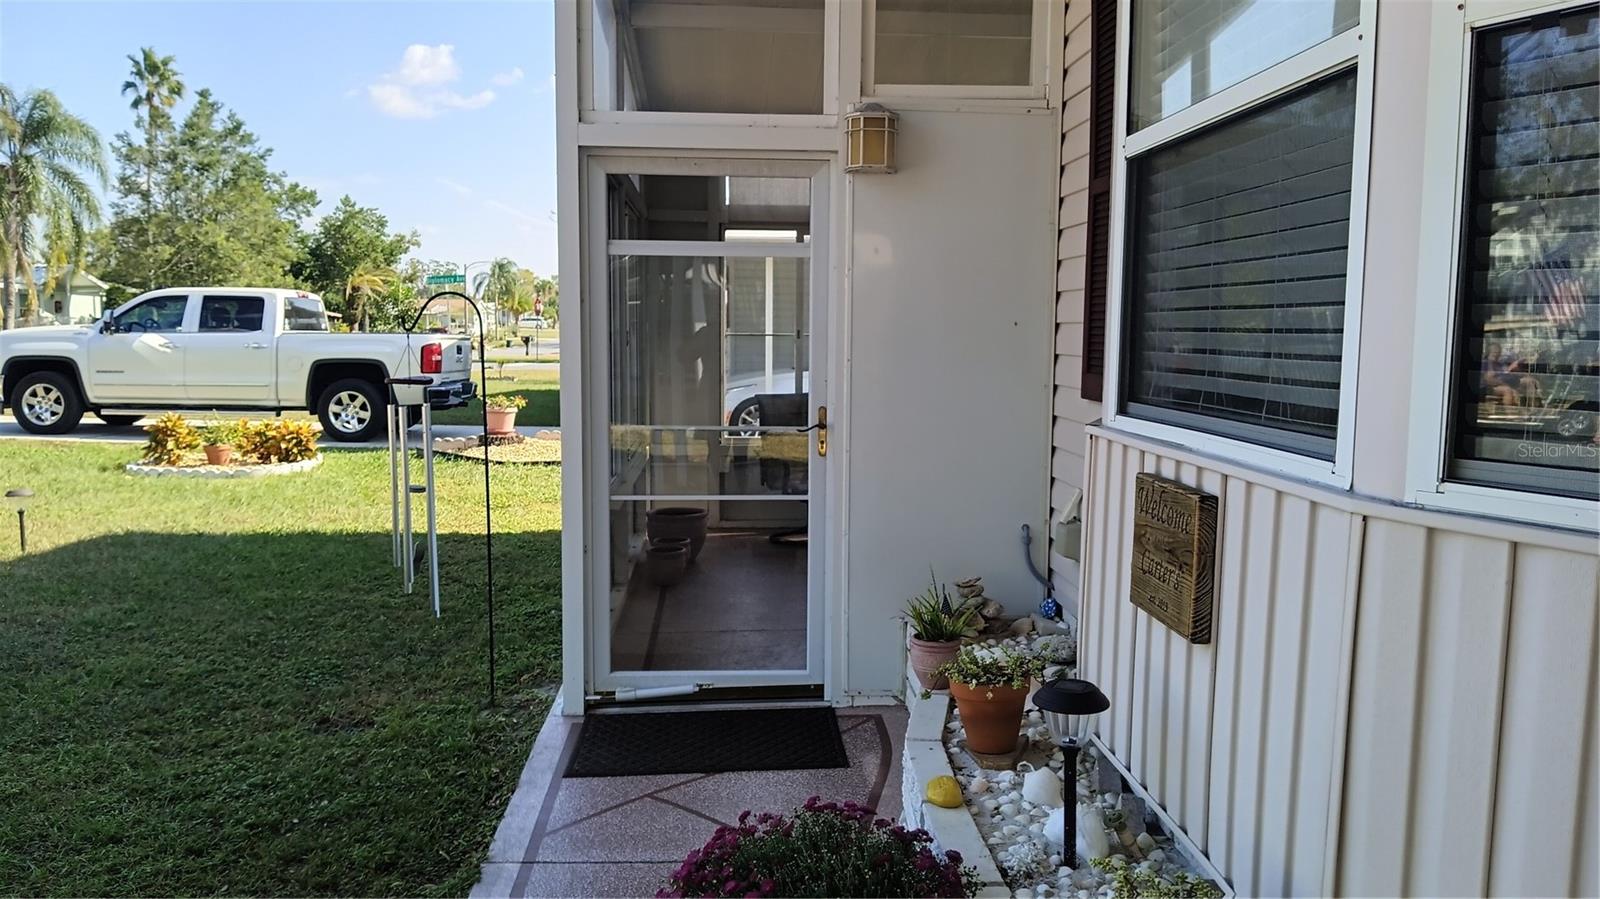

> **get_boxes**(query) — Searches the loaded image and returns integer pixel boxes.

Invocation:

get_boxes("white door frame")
[582,153,834,695]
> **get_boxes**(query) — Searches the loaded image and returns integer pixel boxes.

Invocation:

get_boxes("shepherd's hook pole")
[408,290,497,706]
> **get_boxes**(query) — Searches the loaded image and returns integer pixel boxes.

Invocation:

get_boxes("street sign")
[425,274,466,285]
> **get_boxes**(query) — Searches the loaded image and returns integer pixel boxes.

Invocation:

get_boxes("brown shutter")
[1080,0,1117,402]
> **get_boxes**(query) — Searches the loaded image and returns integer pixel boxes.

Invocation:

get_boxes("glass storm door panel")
[590,167,827,691]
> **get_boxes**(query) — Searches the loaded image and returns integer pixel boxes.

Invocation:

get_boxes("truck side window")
[199,296,266,332]
[113,296,188,333]
[284,297,330,332]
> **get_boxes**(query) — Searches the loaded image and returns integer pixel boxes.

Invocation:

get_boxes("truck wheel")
[96,413,142,427]
[11,371,85,435]
[317,378,385,442]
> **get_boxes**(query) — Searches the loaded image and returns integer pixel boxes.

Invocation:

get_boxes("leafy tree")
[120,47,183,281]
[0,84,108,329]
[293,196,417,329]
[102,89,317,291]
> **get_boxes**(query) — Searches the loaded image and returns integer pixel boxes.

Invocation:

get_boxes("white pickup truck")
[0,288,475,441]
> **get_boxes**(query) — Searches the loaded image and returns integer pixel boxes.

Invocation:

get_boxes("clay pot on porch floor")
[645,543,688,586]
[909,637,962,691]
[204,444,234,465]
[647,507,709,561]
[949,681,1030,754]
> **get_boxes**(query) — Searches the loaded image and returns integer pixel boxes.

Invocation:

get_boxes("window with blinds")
[1447,6,1599,499]
[1121,70,1358,458]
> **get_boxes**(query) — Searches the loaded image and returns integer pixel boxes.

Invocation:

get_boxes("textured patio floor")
[472,704,907,899]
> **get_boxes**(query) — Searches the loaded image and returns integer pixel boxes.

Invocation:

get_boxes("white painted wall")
[843,106,1057,698]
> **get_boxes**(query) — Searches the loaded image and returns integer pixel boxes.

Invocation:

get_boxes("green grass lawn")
[433,368,559,428]
[0,441,561,896]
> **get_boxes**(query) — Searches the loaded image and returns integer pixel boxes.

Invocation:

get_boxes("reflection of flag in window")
[1530,254,1588,331]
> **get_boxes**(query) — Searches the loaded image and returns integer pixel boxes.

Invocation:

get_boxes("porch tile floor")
[473,704,907,899]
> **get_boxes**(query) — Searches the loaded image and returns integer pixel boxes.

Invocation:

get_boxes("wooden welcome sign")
[1130,473,1217,644]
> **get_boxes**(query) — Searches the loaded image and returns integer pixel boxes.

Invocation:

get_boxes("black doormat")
[565,706,848,777]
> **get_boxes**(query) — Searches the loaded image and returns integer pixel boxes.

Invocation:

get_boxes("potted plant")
[903,574,978,691]
[940,644,1042,755]
[661,797,979,898]
[200,419,243,466]
[485,394,526,435]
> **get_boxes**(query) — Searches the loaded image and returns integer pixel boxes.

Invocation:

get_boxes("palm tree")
[345,264,397,332]
[122,47,183,284]
[479,257,520,326]
[0,85,108,329]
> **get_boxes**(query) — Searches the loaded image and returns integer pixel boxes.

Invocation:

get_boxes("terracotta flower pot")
[486,407,518,435]
[650,536,693,562]
[949,681,1030,754]
[204,444,233,466]
[909,637,962,691]
[647,507,709,561]
[645,543,688,586]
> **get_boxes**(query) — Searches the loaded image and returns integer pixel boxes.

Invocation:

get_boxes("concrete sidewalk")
[472,703,907,899]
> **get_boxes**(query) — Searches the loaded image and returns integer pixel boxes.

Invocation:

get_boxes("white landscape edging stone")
[124,455,324,479]
[901,655,1012,898]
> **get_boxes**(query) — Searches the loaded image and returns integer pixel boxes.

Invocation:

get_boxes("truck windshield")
[284,296,329,332]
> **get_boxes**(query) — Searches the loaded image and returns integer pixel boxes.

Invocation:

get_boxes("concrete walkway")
[0,415,556,449]
[472,703,908,899]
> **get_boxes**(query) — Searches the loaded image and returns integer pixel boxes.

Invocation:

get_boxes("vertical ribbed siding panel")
[1488,545,1600,898]
[1338,519,1430,897]
[1224,484,1281,898]
[1110,446,1143,757]
[1205,473,1252,866]
[1257,494,1311,895]
[1185,465,1224,851]
[1290,503,1355,896]
[1406,533,1514,898]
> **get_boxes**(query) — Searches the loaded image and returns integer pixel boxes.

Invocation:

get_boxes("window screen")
[873,0,1032,87]
[1122,70,1357,459]
[1447,6,1599,499]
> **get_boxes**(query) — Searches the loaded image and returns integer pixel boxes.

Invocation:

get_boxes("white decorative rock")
[969,777,990,794]
[1135,832,1157,852]
[1022,766,1065,808]
[1148,849,1166,864]
[1043,807,1065,848]
[1078,806,1111,859]
[999,803,1019,818]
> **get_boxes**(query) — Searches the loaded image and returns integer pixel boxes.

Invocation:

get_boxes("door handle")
[796,406,827,457]
[244,342,267,350]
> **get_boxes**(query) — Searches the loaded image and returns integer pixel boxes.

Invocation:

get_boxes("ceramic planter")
[949,681,1030,754]
[647,507,709,561]
[645,543,688,586]
[486,407,518,435]
[909,637,962,691]
[650,536,693,561]
[204,444,233,466]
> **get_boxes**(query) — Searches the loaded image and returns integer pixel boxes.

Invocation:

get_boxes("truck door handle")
[244,342,267,350]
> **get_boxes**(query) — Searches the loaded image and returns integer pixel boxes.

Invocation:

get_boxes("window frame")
[1405,0,1600,531]
[1099,0,1378,489]
[861,0,1059,107]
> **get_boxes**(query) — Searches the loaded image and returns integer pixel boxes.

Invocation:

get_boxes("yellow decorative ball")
[925,775,963,809]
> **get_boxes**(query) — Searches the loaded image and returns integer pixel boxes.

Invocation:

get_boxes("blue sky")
[0,0,558,274]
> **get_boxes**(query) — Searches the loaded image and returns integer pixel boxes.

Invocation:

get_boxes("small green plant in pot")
[200,419,244,466]
[940,643,1042,755]
[484,393,526,435]
[903,572,978,691]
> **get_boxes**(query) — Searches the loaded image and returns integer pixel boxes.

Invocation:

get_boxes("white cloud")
[395,43,460,86]
[366,44,499,119]
[490,66,525,87]
[435,177,474,196]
